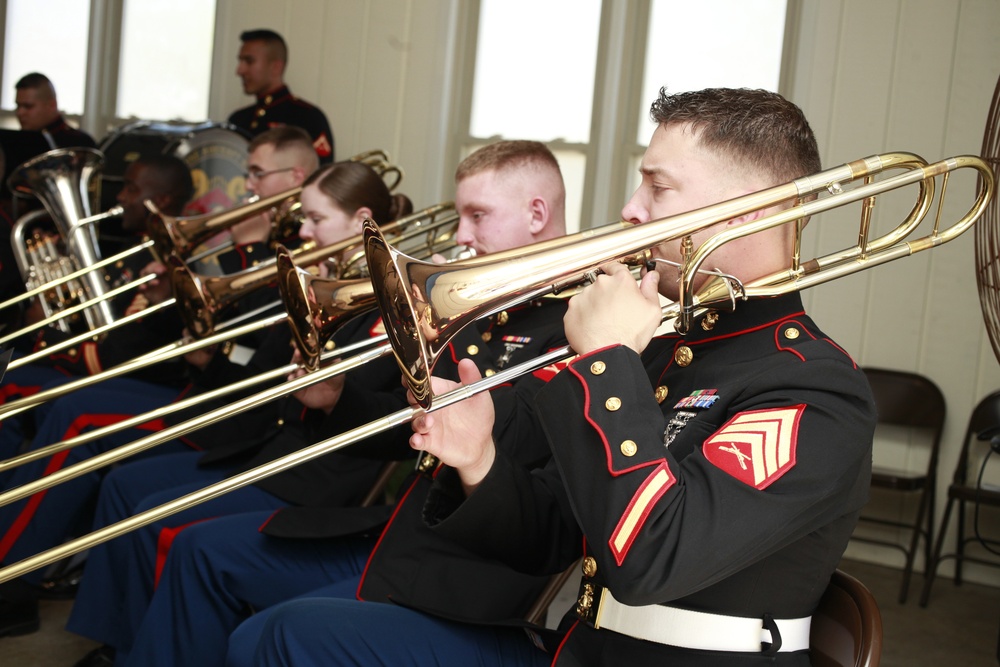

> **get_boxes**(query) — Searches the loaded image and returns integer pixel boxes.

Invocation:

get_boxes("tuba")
[7,147,119,330]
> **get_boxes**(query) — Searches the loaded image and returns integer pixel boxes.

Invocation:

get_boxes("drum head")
[97,121,249,245]
[167,125,249,216]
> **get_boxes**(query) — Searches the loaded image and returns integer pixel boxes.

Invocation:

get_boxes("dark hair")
[302,161,412,225]
[135,154,194,216]
[649,87,821,185]
[239,29,288,64]
[456,139,562,182]
[15,72,55,98]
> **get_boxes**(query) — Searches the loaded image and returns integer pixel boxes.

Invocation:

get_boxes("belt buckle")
[574,580,608,628]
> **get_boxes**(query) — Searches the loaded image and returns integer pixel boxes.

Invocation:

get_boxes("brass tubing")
[0,238,153,313]
[0,312,290,422]
[0,335,382,473]
[7,298,178,371]
[0,274,158,346]
[0,341,393,508]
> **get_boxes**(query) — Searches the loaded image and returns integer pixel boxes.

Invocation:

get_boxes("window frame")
[450,0,798,231]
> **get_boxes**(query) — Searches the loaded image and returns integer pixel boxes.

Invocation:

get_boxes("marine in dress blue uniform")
[120,299,568,667]
[228,86,334,165]
[65,310,398,664]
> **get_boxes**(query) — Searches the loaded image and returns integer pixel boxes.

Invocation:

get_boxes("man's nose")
[620,196,648,225]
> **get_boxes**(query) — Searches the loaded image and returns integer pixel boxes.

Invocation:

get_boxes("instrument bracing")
[0,152,990,584]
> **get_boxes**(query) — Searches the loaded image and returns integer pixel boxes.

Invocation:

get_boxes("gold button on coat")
[674,346,693,367]
[605,397,622,411]
[590,361,606,375]
[654,386,668,403]
[784,327,800,339]
[496,311,509,326]
[481,331,492,342]
[466,345,479,355]
[620,439,638,456]
[484,369,495,377]
[582,556,598,578]
[701,311,719,331]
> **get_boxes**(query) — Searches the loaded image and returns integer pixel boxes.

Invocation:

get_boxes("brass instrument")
[0,152,989,583]
[6,148,117,331]
[0,202,459,419]
[0,148,403,337]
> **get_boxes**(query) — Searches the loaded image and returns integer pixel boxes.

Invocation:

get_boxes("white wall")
[786,0,1000,585]
[210,0,460,212]
[209,0,1000,584]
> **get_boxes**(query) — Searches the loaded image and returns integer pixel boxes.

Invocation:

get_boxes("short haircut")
[455,139,563,184]
[239,29,288,65]
[649,87,821,186]
[248,126,319,174]
[135,154,194,216]
[15,72,55,100]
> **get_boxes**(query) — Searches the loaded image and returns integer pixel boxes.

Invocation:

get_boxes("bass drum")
[98,121,250,243]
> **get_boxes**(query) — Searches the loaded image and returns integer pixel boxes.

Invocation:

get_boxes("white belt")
[593,588,811,653]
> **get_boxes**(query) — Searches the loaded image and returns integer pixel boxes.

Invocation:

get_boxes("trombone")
[0,215,631,470]
[0,148,402,338]
[0,187,305,344]
[0,152,990,583]
[0,202,461,421]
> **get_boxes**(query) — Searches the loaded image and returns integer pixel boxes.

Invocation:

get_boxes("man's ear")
[527,196,550,235]
[726,206,768,227]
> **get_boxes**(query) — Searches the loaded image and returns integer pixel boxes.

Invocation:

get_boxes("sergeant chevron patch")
[702,405,805,490]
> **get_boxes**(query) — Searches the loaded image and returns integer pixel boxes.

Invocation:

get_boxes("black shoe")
[39,561,84,600]
[0,596,39,637]
[72,645,115,667]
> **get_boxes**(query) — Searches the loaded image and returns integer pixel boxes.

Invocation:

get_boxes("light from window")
[638,0,787,141]
[470,0,602,143]
[117,0,217,121]
[1,0,90,115]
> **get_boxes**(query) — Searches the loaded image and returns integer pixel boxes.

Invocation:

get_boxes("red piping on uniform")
[566,363,663,478]
[656,310,808,385]
[551,619,580,665]
[0,413,163,561]
[355,470,433,600]
[153,518,214,587]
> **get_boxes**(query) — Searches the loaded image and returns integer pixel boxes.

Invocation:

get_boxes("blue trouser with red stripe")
[65,451,289,664]
[0,363,76,474]
[0,377,183,586]
[122,510,376,667]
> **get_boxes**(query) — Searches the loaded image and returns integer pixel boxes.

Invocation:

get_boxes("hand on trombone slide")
[288,347,346,414]
[137,260,173,306]
[409,358,496,497]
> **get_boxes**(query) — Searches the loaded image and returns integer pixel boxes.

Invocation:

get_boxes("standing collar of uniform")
[676,292,807,343]
[43,115,71,133]
[256,85,292,105]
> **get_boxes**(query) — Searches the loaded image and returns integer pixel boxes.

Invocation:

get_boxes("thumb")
[457,358,484,386]
[639,269,661,303]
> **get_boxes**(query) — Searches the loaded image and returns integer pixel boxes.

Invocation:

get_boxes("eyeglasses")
[245,166,294,182]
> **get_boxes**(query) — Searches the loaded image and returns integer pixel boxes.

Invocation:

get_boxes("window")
[1,0,90,115]
[1,0,218,135]
[461,0,789,232]
[117,0,217,121]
